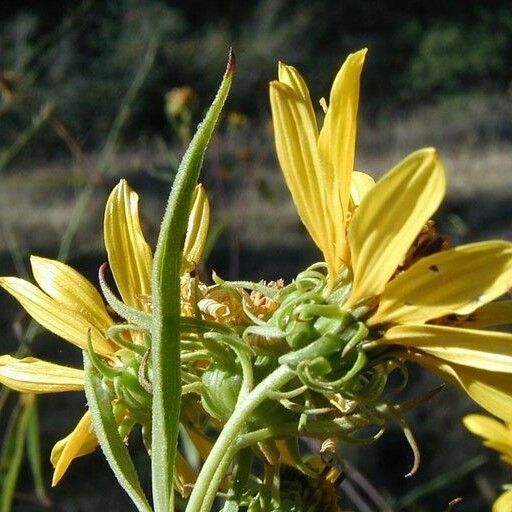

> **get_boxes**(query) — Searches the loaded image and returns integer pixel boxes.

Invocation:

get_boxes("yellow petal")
[0,277,113,356]
[187,427,213,461]
[348,148,446,304]
[458,300,512,329]
[174,450,197,497]
[269,78,334,274]
[484,441,512,457]
[104,180,152,311]
[371,241,512,325]
[408,352,512,422]
[500,454,512,465]
[350,171,375,207]
[278,62,318,131]
[30,256,113,330]
[380,324,512,373]
[318,49,366,242]
[51,411,97,485]
[463,414,512,451]
[182,184,210,273]
[494,490,512,512]
[0,356,84,393]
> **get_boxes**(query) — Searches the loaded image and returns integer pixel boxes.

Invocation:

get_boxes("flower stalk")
[185,365,296,512]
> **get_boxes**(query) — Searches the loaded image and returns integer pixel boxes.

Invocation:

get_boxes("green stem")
[185,365,295,512]
[201,444,238,512]
[235,418,373,450]
[0,396,33,512]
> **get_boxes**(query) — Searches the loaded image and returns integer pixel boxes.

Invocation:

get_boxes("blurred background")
[0,1,511,510]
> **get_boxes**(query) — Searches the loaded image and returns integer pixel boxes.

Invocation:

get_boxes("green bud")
[201,363,242,422]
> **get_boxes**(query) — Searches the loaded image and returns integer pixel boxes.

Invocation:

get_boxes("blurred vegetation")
[2,0,512,159]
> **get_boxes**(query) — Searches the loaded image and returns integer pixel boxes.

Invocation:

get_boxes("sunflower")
[0,179,210,487]
[270,49,512,422]
[463,414,512,512]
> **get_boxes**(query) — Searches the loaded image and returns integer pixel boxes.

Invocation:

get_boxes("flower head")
[270,50,512,422]
[0,179,211,487]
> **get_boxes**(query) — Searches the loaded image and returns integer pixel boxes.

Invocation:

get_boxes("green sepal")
[83,352,152,512]
[286,320,318,349]
[87,333,121,380]
[105,325,148,356]
[280,437,318,478]
[150,49,235,512]
[99,263,152,330]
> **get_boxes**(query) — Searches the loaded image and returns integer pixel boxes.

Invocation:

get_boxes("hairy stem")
[185,365,295,512]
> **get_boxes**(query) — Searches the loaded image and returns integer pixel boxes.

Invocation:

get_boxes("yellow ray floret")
[370,241,512,325]
[380,324,512,373]
[50,411,98,485]
[409,352,512,423]
[270,49,367,279]
[463,414,512,512]
[0,356,84,393]
[350,171,375,207]
[182,184,211,273]
[104,179,153,311]
[318,49,366,244]
[30,255,113,329]
[0,275,114,356]
[455,300,512,329]
[494,491,512,512]
[348,148,446,304]
[463,414,512,462]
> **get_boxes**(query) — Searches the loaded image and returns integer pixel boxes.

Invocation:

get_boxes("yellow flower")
[270,50,512,422]
[463,414,512,512]
[0,179,210,486]
[270,49,373,280]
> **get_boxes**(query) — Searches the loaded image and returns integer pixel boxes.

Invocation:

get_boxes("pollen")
[396,220,449,274]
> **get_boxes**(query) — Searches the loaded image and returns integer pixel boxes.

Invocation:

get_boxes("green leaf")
[150,50,235,512]
[83,353,152,512]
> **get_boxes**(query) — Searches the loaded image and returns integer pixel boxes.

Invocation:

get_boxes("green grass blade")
[0,396,33,512]
[83,353,152,512]
[26,398,50,505]
[150,50,235,512]
[395,454,487,509]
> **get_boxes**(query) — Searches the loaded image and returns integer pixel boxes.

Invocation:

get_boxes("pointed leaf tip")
[227,48,236,74]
